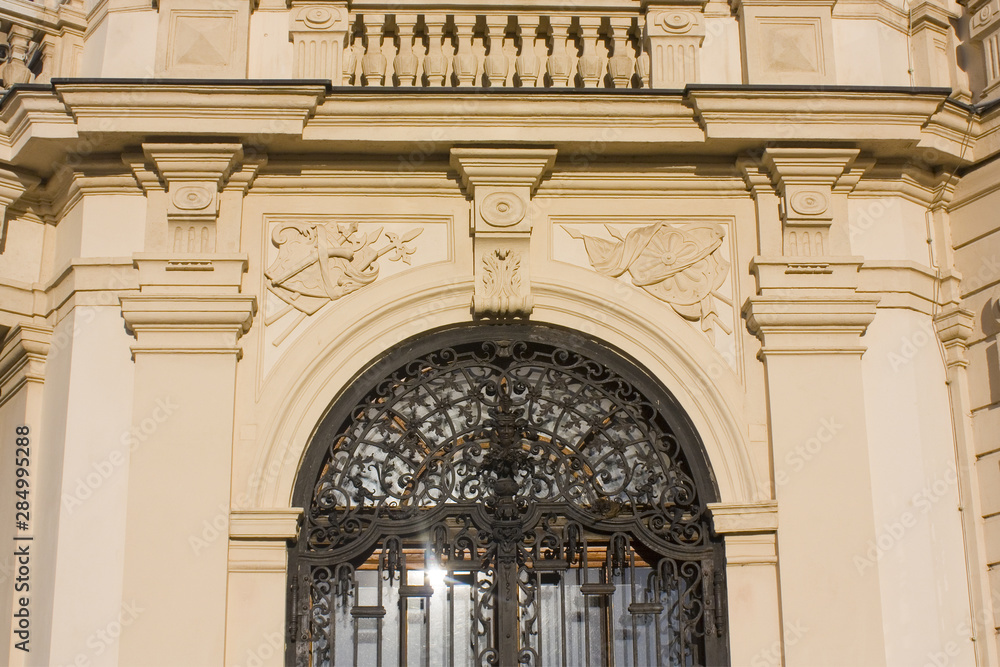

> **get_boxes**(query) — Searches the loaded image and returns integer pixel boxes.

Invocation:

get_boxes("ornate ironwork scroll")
[289,325,728,666]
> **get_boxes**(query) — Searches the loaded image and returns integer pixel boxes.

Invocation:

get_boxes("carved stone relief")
[265,221,422,345]
[566,221,732,339]
[478,248,532,318]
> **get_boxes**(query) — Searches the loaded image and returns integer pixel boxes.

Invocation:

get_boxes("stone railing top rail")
[346,0,644,13]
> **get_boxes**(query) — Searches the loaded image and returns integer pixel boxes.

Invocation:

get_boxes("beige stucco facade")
[0,0,1000,665]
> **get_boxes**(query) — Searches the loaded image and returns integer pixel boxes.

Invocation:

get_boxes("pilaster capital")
[760,147,860,189]
[742,295,878,355]
[120,255,255,356]
[142,143,244,190]
[229,508,303,541]
[708,502,778,565]
[0,323,52,403]
[450,148,558,198]
[708,501,778,534]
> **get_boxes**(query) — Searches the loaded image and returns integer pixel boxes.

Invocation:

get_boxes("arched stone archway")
[286,323,730,666]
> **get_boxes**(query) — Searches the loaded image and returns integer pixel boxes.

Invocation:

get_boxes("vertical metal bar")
[604,561,615,667]
[629,549,639,667]
[399,597,408,667]
[329,577,336,667]
[535,571,542,663]
[559,571,568,667]
[472,571,480,664]
[448,577,455,667]
[582,544,591,667]
[425,567,432,667]
[376,566,384,667]
[651,572,662,664]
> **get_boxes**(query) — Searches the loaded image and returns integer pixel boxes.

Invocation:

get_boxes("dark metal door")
[289,327,728,666]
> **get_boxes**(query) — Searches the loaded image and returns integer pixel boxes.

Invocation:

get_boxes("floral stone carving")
[265,222,421,344]
[477,248,532,318]
[566,221,731,332]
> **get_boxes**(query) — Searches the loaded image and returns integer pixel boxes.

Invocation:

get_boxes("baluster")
[343,24,360,85]
[547,16,573,88]
[422,15,449,86]
[635,22,650,88]
[452,15,478,86]
[394,14,420,86]
[484,16,510,86]
[361,15,387,86]
[577,17,603,88]
[516,16,542,87]
[608,18,636,89]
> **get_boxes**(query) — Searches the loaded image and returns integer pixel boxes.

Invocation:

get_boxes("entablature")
[0,81,985,174]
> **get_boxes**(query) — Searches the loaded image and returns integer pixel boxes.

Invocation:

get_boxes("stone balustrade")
[329,13,658,89]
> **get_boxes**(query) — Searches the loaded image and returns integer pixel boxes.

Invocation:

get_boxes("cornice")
[686,87,951,145]
[0,88,76,163]
[0,322,52,406]
[40,258,138,323]
[50,80,328,136]
[832,0,911,31]
[857,261,940,315]
[35,163,142,223]
[0,0,87,37]
[0,84,989,175]
[306,91,703,145]
[0,280,35,326]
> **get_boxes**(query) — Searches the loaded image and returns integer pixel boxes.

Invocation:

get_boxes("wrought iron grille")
[289,326,728,666]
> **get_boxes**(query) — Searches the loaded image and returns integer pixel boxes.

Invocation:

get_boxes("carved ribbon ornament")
[567,221,731,331]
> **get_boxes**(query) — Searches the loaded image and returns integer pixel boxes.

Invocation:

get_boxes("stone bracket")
[138,143,259,254]
[935,306,975,369]
[761,148,861,258]
[450,148,557,320]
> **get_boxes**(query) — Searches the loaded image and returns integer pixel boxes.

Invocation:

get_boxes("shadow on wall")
[987,340,1000,406]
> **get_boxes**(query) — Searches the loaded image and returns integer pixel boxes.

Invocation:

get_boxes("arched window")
[288,325,729,666]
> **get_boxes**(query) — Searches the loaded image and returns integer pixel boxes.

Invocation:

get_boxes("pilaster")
[642,0,707,87]
[450,148,557,319]
[118,237,255,662]
[289,2,349,81]
[910,2,968,99]
[742,145,887,665]
[708,502,782,667]
[937,304,1000,666]
[0,324,49,665]
[226,509,302,666]
[966,0,1000,101]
